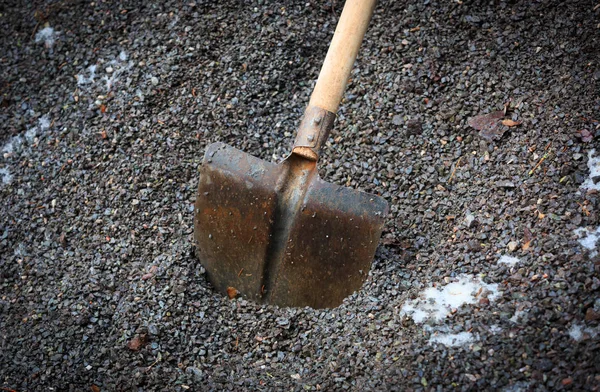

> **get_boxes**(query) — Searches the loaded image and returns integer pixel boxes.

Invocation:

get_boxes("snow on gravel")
[428,331,474,347]
[35,26,58,48]
[568,323,598,342]
[581,149,600,192]
[489,325,502,334]
[498,255,520,266]
[2,114,51,157]
[76,65,98,86]
[401,275,500,347]
[510,310,527,324]
[0,168,12,184]
[401,275,500,324]
[574,226,600,257]
[2,136,21,155]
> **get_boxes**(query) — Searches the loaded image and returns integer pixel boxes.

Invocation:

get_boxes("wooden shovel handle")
[292,0,377,161]
[309,0,377,113]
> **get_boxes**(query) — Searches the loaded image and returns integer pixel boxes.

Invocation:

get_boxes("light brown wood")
[309,0,377,113]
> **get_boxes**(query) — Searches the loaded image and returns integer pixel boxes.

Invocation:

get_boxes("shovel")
[194,0,387,308]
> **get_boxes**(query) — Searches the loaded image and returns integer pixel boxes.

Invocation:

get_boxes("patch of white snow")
[429,331,473,347]
[498,255,520,266]
[574,226,600,257]
[509,310,527,323]
[35,27,58,48]
[503,381,531,392]
[38,114,51,131]
[24,128,37,143]
[489,325,502,334]
[2,135,23,155]
[77,65,98,86]
[569,323,598,342]
[0,168,12,184]
[400,275,500,324]
[581,149,600,192]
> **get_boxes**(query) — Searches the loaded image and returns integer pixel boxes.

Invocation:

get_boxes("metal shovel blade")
[194,142,388,308]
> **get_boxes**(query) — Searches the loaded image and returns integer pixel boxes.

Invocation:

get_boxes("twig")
[577,202,591,216]
[31,20,40,40]
[529,153,549,176]
[448,156,462,184]
[145,357,160,372]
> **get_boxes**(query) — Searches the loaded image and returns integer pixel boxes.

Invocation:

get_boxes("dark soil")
[1,0,599,390]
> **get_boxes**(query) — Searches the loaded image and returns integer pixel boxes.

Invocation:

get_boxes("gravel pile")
[1,0,599,390]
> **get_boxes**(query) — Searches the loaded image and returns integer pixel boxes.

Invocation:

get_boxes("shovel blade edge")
[194,142,388,308]
[194,142,281,301]
[267,176,388,308]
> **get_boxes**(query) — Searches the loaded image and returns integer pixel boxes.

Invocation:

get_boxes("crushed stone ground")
[1,0,599,390]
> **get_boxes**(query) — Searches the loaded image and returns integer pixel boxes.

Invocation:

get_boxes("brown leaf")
[579,129,594,143]
[467,110,505,140]
[381,237,412,249]
[100,130,107,139]
[501,119,521,127]
[503,101,510,116]
[58,232,66,246]
[90,385,101,392]
[381,237,400,246]
[522,227,533,251]
[142,265,158,280]
[127,334,148,351]
[100,104,106,113]
[585,307,600,321]
[561,378,573,386]
[227,286,238,299]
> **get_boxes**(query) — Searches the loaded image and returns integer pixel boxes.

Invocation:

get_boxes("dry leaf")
[501,119,521,127]
[90,385,101,392]
[142,265,158,280]
[585,307,600,321]
[522,227,533,251]
[579,129,593,143]
[467,110,505,140]
[100,104,106,113]
[100,130,107,139]
[227,286,238,299]
[127,334,148,351]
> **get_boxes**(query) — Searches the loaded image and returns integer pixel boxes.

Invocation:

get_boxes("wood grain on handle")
[308,0,377,113]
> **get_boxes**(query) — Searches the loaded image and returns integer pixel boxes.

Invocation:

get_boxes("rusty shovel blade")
[194,142,388,308]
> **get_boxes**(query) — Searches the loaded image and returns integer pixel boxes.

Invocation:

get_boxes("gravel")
[1,0,599,390]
